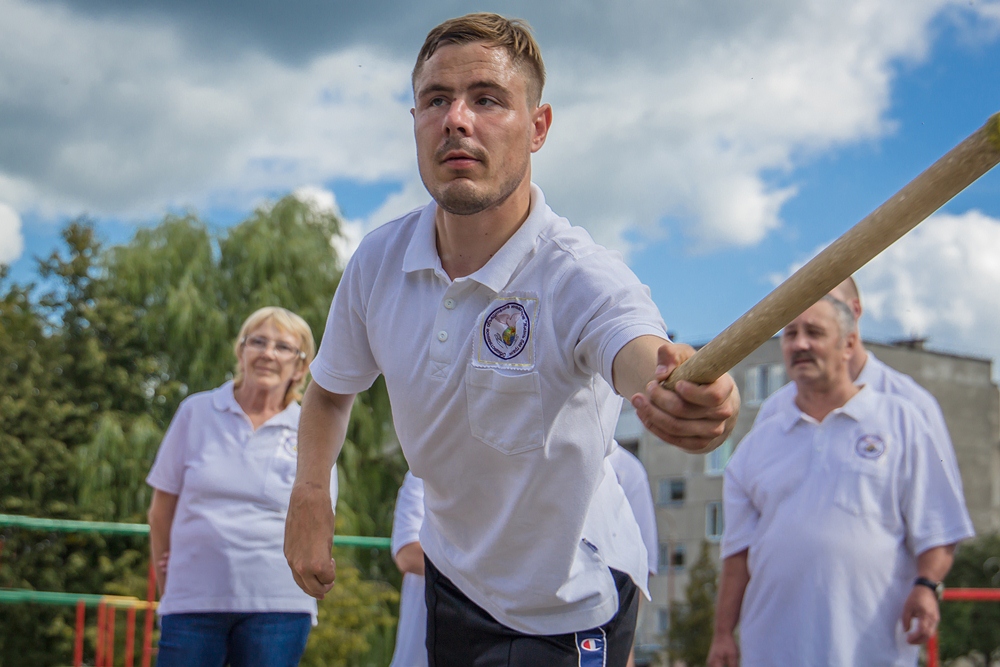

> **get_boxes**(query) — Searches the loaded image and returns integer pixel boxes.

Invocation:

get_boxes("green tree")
[668,541,718,667]
[0,195,407,665]
[939,533,1000,661]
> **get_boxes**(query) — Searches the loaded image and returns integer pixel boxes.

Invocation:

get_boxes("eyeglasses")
[241,335,306,361]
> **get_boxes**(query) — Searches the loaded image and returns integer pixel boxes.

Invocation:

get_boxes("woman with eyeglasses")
[146,306,336,667]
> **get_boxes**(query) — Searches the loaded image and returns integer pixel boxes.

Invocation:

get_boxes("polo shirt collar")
[855,351,883,388]
[401,183,553,293]
[211,380,300,428]
[779,383,875,432]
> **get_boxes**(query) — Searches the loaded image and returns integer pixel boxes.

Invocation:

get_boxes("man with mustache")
[283,12,739,667]
[707,296,973,667]
[754,277,963,489]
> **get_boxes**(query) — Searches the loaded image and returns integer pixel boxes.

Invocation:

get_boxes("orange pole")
[73,599,86,667]
[141,559,156,667]
[943,588,1000,601]
[95,601,106,667]
[106,607,116,667]
[125,606,137,667]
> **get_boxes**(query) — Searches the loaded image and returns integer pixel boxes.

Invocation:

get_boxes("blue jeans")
[156,612,312,667]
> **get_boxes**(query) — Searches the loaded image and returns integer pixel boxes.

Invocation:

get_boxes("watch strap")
[914,576,944,600]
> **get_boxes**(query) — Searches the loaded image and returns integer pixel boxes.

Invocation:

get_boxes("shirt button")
[444,298,456,310]
[437,331,448,342]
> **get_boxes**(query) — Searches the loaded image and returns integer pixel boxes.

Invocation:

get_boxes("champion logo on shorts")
[855,434,886,460]
[575,628,606,667]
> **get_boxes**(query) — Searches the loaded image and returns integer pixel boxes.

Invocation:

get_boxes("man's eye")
[429,97,446,107]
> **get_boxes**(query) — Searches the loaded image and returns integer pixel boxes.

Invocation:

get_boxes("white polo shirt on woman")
[147,381,338,622]
[311,184,665,635]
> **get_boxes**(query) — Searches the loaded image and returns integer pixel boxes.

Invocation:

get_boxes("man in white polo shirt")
[283,12,738,667]
[707,296,974,667]
[387,444,659,667]
[754,276,963,489]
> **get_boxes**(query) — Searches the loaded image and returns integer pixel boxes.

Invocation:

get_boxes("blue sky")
[2,0,999,373]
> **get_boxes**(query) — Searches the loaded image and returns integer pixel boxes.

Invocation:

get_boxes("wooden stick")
[662,112,1000,390]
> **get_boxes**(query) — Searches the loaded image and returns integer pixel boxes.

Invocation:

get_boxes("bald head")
[830,276,861,320]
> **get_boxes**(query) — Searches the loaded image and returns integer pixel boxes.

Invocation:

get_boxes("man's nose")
[443,99,472,135]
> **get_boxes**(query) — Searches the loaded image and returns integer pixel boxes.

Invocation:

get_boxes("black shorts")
[424,556,639,667]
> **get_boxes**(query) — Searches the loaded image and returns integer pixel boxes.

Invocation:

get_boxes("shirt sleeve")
[720,442,759,559]
[391,472,426,557]
[899,408,975,555]
[310,249,382,395]
[553,247,667,389]
[145,398,195,494]
[609,447,659,575]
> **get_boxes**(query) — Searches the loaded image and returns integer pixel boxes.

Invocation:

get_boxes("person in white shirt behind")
[754,276,962,489]
[707,296,974,667]
[389,443,658,667]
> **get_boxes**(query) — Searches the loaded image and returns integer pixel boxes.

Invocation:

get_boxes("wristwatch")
[914,576,945,601]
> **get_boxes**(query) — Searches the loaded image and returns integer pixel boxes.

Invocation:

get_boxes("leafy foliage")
[668,541,718,667]
[0,195,406,666]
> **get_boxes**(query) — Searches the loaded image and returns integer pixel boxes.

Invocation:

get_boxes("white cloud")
[775,210,1000,373]
[0,0,990,254]
[292,185,364,265]
[0,202,25,265]
[857,210,1000,359]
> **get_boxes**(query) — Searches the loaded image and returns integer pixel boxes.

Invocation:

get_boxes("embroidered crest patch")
[855,434,886,460]
[474,295,538,370]
[575,628,607,666]
[279,432,298,459]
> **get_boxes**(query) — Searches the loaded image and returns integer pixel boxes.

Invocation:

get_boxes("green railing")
[0,513,391,549]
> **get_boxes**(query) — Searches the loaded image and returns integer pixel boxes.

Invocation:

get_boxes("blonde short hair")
[233,307,315,407]
[413,13,546,107]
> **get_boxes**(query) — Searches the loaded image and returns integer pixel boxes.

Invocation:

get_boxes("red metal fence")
[926,588,1000,667]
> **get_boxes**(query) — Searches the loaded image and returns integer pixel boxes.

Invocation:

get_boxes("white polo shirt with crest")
[311,184,666,635]
[146,381,338,622]
[723,385,974,666]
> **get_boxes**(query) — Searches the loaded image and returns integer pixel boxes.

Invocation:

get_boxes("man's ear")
[530,103,553,153]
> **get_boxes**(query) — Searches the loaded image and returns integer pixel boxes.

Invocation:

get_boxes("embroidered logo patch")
[576,628,606,666]
[280,432,298,459]
[855,434,886,460]
[474,295,538,370]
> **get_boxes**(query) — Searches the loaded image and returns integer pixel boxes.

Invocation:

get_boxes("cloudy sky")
[3,0,1000,374]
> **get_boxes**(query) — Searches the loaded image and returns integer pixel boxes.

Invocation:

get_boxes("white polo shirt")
[608,447,658,576]
[146,381,338,622]
[724,385,974,666]
[389,447,659,665]
[755,352,963,491]
[312,184,664,634]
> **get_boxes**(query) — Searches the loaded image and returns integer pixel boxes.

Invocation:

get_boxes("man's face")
[781,300,853,389]
[411,41,550,216]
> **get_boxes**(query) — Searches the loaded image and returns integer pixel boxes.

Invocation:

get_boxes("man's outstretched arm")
[613,335,739,452]
[284,381,355,600]
[708,549,750,667]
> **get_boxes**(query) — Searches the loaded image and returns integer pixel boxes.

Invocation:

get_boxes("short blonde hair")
[233,307,315,407]
[413,13,546,107]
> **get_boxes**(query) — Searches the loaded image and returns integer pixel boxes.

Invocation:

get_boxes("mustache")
[791,352,816,365]
[435,138,487,163]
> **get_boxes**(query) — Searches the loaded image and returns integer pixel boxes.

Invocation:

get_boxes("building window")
[671,544,686,570]
[706,502,724,541]
[658,478,686,506]
[705,437,734,476]
[658,608,670,635]
[744,363,787,406]
[658,543,671,571]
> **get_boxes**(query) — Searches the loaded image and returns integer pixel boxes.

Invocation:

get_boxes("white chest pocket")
[833,459,894,521]
[465,366,545,455]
